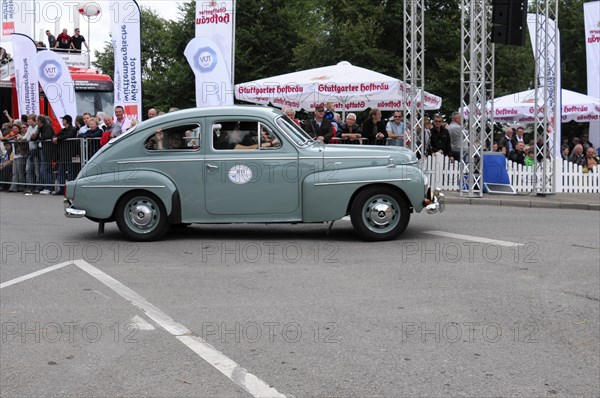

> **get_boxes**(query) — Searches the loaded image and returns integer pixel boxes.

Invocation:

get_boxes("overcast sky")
[1,1,184,62]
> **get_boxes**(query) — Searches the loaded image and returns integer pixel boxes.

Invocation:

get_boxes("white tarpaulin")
[464,89,600,124]
[235,61,442,112]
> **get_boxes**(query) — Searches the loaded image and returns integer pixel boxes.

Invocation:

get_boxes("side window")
[145,124,201,151]
[212,120,281,150]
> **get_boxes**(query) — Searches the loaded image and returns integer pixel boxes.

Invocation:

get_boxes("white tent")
[235,61,442,112]
[464,88,600,123]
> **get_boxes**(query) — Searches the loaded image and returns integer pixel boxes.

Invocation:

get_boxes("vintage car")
[64,106,444,241]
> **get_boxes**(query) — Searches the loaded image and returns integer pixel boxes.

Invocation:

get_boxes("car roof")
[141,105,283,126]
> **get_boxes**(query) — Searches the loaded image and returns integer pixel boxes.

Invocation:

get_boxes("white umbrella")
[464,89,600,123]
[235,61,442,112]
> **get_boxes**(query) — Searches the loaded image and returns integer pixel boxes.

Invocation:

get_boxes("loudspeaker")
[491,0,527,46]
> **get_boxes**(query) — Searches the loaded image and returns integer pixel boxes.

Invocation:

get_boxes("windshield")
[75,91,114,116]
[276,115,313,146]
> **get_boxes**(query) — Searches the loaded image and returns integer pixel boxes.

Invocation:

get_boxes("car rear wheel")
[116,192,170,241]
[350,187,410,241]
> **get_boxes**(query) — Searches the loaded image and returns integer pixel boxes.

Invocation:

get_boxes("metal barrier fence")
[0,138,101,193]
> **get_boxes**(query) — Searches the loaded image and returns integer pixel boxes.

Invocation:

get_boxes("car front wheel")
[350,187,410,241]
[116,191,170,241]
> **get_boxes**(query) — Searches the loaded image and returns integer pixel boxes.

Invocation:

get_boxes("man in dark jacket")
[305,105,334,143]
[36,115,55,194]
[429,114,452,157]
[508,141,526,165]
[499,127,517,158]
[52,115,77,195]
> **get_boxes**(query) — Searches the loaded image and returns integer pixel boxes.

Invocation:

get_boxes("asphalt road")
[1,193,599,397]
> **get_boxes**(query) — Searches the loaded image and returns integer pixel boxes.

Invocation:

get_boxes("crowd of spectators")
[2,103,599,194]
[294,103,600,173]
[0,106,141,194]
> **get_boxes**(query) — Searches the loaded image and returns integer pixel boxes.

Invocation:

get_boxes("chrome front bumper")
[63,198,86,218]
[425,188,445,214]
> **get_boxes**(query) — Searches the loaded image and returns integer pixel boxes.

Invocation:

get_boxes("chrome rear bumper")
[63,198,86,218]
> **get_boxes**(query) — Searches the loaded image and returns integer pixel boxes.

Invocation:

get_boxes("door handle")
[206,163,219,170]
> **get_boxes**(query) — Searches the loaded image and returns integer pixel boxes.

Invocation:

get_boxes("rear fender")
[71,171,178,220]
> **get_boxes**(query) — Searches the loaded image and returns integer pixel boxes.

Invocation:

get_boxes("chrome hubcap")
[130,202,154,228]
[370,203,393,226]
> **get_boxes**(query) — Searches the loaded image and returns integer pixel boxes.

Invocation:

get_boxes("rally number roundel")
[228,165,252,185]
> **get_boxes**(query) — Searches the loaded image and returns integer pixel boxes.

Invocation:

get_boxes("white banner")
[187,0,234,107]
[584,1,600,146]
[34,49,77,119]
[1,0,34,39]
[109,0,142,122]
[12,33,39,115]
[527,13,562,158]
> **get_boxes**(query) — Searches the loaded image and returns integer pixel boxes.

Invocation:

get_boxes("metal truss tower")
[460,0,495,197]
[403,0,425,156]
[533,0,559,195]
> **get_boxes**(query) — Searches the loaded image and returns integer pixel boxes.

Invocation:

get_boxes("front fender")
[302,165,425,222]
[70,170,178,220]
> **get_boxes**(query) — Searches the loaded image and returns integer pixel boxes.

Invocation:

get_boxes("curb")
[443,196,600,211]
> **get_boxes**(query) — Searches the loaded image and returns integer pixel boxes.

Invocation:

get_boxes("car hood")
[322,144,418,168]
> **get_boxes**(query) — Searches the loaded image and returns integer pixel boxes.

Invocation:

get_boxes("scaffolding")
[403,0,425,157]
[533,1,559,195]
[460,0,495,197]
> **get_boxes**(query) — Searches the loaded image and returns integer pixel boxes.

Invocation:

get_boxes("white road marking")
[72,260,285,398]
[0,261,73,290]
[132,315,155,330]
[424,230,523,247]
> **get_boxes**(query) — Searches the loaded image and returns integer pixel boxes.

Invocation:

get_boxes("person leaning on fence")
[561,145,570,161]
[8,123,27,192]
[524,146,535,168]
[429,114,452,158]
[54,28,71,51]
[23,114,40,194]
[386,111,407,147]
[0,140,14,190]
[282,106,300,126]
[36,115,55,194]
[362,108,387,144]
[447,112,462,159]
[585,147,599,171]
[499,127,517,158]
[79,118,103,138]
[508,141,526,165]
[568,144,586,167]
[45,30,56,48]
[305,105,334,143]
[338,113,362,141]
[52,115,77,195]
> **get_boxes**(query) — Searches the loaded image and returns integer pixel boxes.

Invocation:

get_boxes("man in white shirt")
[386,111,407,147]
[114,106,131,133]
[23,114,40,193]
